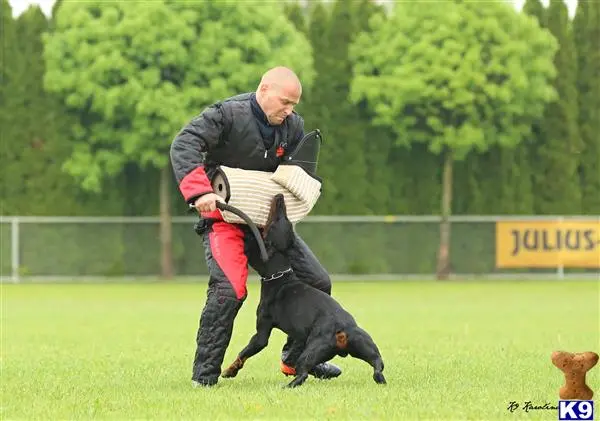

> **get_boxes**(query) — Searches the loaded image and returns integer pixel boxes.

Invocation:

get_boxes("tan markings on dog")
[336,331,348,349]
[222,355,247,378]
[235,356,246,368]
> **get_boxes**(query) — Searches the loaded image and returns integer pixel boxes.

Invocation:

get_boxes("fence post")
[557,216,564,280]
[11,217,20,283]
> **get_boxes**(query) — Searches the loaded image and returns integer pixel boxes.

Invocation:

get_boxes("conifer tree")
[0,0,20,213]
[1,5,125,215]
[573,0,600,213]
[312,0,370,214]
[532,0,582,214]
[352,0,396,214]
[302,2,337,213]
[283,1,307,34]
[523,0,545,22]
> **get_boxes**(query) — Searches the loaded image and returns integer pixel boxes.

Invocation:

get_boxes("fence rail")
[3,215,600,223]
[1,215,599,282]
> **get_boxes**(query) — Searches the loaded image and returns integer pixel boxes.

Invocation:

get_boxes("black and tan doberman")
[221,194,386,388]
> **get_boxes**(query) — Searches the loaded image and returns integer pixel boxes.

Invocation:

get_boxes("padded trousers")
[191,220,331,385]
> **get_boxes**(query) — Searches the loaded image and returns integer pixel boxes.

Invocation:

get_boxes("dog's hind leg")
[346,327,386,385]
[286,339,335,388]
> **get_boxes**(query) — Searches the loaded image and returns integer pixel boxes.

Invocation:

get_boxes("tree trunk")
[159,165,174,279]
[436,148,453,280]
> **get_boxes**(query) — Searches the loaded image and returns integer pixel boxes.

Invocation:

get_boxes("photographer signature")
[507,401,558,413]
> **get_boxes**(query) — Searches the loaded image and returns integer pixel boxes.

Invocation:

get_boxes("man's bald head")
[255,66,303,126]
[259,66,302,93]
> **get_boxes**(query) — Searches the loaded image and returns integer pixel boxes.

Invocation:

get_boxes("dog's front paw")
[221,356,244,378]
[221,366,239,378]
[373,372,387,385]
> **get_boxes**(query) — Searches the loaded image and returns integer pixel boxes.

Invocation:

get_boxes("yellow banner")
[496,220,600,268]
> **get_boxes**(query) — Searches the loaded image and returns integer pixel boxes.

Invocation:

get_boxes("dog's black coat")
[221,194,386,388]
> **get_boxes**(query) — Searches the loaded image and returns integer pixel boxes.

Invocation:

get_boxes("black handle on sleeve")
[215,201,269,262]
[188,200,270,262]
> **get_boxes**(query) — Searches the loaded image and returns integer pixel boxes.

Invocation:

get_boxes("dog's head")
[263,194,295,255]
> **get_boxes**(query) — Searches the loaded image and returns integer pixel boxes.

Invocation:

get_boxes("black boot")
[191,378,218,388]
[309,362,342,379]
[281,336,342,379]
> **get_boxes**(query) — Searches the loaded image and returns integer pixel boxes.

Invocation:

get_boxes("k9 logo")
[558,401,594,420]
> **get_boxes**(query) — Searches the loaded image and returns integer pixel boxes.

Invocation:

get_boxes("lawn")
[2,280,598,420]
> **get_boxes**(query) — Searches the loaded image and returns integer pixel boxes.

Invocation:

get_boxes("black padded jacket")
[170,92,305,208]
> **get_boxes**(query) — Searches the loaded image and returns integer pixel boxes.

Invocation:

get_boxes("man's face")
[261,81,301,125]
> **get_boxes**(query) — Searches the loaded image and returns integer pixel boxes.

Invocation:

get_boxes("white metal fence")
[1,215,599,282]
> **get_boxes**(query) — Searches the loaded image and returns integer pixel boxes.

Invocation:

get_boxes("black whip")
[190,201,269,262]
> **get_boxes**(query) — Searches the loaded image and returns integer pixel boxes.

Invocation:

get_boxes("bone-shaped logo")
[551,351,598,400]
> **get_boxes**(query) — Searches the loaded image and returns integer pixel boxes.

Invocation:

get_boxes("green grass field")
[2,280,599,420]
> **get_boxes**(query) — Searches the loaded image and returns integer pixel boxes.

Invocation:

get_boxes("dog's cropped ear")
[263,194,294,252]
[263,194,287,237]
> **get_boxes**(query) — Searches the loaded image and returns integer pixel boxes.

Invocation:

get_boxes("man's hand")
[194,193,223,213]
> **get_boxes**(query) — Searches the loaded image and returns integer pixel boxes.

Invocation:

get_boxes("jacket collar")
[250,92,272,126]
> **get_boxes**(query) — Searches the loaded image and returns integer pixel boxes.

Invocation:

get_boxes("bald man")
[170,67,341,387]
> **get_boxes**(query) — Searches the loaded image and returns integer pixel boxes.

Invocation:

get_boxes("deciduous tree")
[43,0,314,277]
[350,1,558,278]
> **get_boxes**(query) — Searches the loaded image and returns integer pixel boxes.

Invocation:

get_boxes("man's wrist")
[187,191,214,206]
